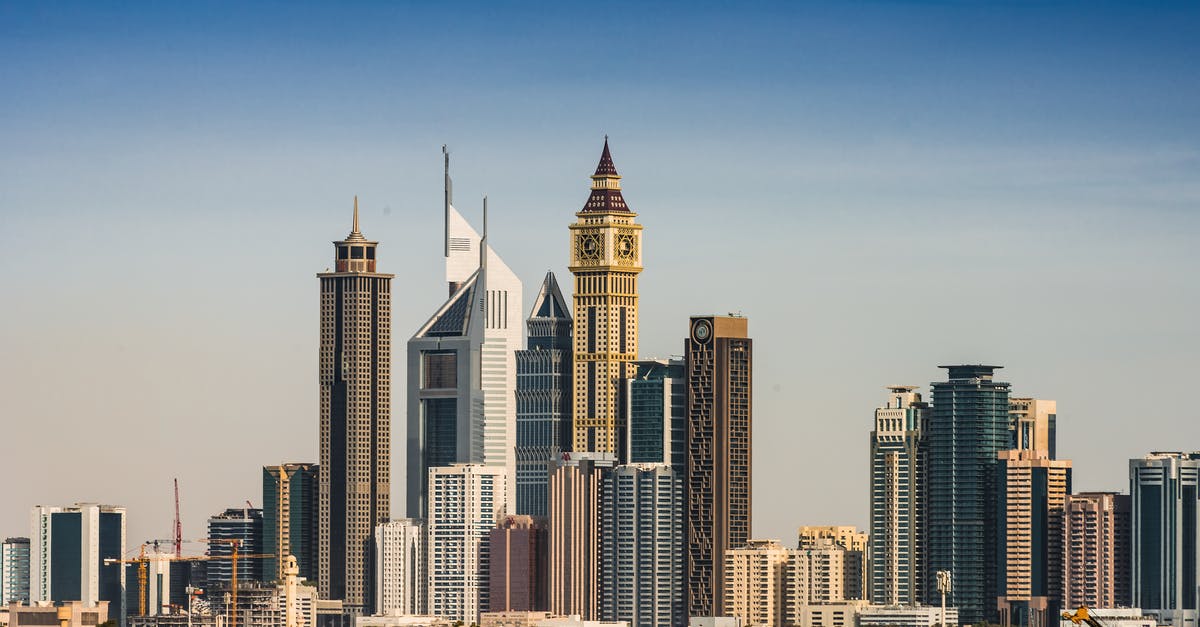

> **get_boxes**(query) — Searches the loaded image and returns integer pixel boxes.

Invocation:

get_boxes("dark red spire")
[581,137,632,213]
[594,136,619,176]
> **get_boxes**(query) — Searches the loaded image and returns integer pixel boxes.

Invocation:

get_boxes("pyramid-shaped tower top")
[581,137,631,213]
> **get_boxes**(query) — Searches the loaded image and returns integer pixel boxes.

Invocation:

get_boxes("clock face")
[692,319,712,343]
[616,234,637,260]
[577,233,602,260]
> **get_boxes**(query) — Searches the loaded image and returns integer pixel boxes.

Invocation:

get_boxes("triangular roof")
[581,138,632,214]
[529,271,571,321]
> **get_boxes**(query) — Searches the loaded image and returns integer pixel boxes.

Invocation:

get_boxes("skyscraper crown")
[581,137,631,213]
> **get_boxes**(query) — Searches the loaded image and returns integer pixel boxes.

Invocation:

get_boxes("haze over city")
[2,0,1198,557]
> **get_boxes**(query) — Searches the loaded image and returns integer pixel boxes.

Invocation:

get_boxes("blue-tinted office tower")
[1130,452,1200,627]
[30,504,126,625]
[623,359,686,469]
[515,272,573,517]
[924,365,1011,625]
[206,507,264,586]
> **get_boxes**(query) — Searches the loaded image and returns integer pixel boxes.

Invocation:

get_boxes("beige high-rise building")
[568,139,643,454]
[797,527,865,601]
[548,452,616,620]
[723,539,847,627]
[317,199,392,613]
[995,449,1071,627]
[1062,492,1131,609]
[1009,398,1056,458]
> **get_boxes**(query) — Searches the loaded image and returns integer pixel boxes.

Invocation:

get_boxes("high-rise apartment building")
[428,464,508,624]
[374,519,426,616]
[868,386,927,605]
[924,365,1011,625]
[30,504,126,624]
[548,452,616,620]
[318,199,392,613]
[1130,452,1199,627]
[686,315,752,618]
[722,539,847,627]
[2,537,30,604]
[797,526,866,601]
[995,450,1072,627]
[1009,398,1057,459]
[568,139,643,455]
[624,359,686,469]
[207,507,264,586]
[515,272,573,518]
[263,463,319,582]
[599,464,684,627]
[489,515,548,612]
[408,171,522,519]
[1062,492,1131,609]
[723,540,790,627]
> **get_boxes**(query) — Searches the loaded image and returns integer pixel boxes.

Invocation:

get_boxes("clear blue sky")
[1,2,1198,551]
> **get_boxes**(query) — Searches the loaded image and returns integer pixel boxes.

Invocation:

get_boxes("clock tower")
[568,138,643,454]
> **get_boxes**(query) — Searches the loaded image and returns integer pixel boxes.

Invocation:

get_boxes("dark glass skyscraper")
[206,507,264,586]
[515,272,573,517]
[263,463,319,582]
[924,365,1010,625]
[1130,452,1199,627]
[624,359,686,469]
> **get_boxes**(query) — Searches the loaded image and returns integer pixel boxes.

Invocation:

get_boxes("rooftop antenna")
[480,195,488,272]
[443,145,451,258]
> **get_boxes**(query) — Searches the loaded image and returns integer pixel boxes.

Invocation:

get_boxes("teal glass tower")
[924,365,1011,625]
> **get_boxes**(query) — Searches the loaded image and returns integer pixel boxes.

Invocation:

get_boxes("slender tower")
[318,198,392,614]
[568,138,643,454]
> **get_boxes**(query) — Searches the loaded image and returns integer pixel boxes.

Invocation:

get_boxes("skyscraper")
[599,464,684,627]
[686,315,753,618]
[924,365,1011,625]
[30,504,126,624]
[995,450,1072,627]
[427,464,508,624]
[206,507,264,586]
[1009,398,1057,459]
[548,452,616,620]
[624,359,686,469]
[263,463,319,582]
[1130,452,1199,627]
[1062,492,1131,609]
[489,515,548,613]
[2,537,30,605]
[515,272,573,517]
[568,139,643,455]
[318,198,392,613]
[408,159,522,519]
[374,519,426,616]
[868,386,927,605]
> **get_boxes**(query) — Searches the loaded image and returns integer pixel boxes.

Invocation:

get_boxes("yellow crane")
[103,544,150,617]
[1063,607,1106,627]
[126,538,269,627]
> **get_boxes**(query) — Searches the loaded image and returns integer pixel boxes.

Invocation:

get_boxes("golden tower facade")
[568,139,643,453]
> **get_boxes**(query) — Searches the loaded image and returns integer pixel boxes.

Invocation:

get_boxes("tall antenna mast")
[443,145,451,258]
[480,195,488,272]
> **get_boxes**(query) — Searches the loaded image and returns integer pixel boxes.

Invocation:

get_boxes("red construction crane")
[173,479,183,558]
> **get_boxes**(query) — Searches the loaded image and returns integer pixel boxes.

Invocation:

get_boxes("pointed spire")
[346,195,366,241]
[594,135,619,176]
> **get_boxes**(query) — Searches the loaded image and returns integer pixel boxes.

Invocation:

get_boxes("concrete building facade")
[2,537,30,605]
[599,464,684,627]
[868,386,927,606]
[489,515,547,613]
[548,453,616,620]
[427,464,508,624]
[567,139,643,455]
[374,519,426,616]
[797,527,865,602]
[1061,492,1131,610]
[686,316,752,619]
[318,200,393,613]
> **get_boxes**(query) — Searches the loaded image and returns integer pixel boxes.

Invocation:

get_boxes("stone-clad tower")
[318,198,392,614]
[568,139,643,454]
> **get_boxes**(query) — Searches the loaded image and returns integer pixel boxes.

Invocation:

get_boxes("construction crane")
[103,544,149,617]
[1063,607,1106,627]
[173,479,183,558]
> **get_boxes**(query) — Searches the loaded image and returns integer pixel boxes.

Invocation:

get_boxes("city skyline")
[2,2,1199,555]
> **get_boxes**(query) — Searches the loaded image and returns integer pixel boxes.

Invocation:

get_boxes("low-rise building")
[481,611,555,627]
[355,612,453,627]
[6,601,109,627]
[797,601,869,627]
[688,619,742,627]
[858,605,959,627]
[534,616,627,627]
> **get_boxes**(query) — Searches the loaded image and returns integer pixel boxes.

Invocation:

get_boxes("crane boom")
[174,479,182,558]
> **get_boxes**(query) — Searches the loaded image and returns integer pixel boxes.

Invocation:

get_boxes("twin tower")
[317,140,644,613]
